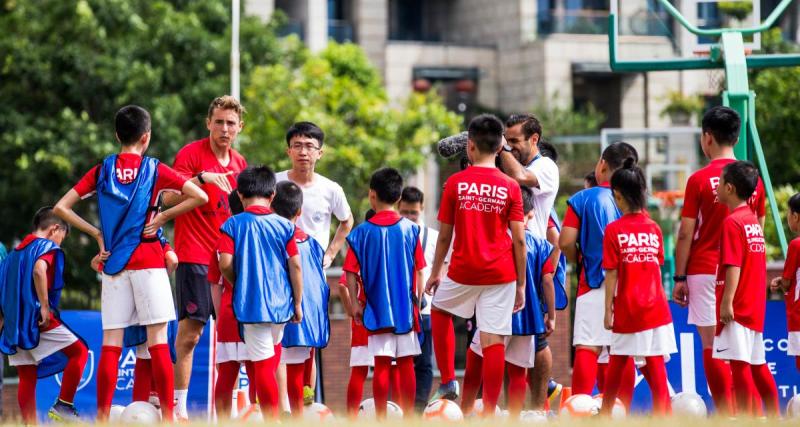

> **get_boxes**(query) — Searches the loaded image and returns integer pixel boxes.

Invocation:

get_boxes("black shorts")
[176,263,214,323]
[535,333,549,352]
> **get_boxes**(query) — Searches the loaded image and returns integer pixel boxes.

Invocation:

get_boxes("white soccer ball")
[592,394,626,419]
[423,398,463,421]
[671,392,707,417]
[304,402,336,422]
[120,401,161,424]
[470,398,502,417]
[786,394,800,418]
[236,404,264,422]
[109,405,126,423]
[357,398,403,419]
[559,394,599,418]
[519,410,548,423]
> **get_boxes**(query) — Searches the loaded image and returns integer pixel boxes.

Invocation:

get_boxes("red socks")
[431,310,456,384]
[215,361,241,418]
[600,355,627,416]
[617,358,635,408]
[396,356,416,415]
[97,345,122,421]
[640,356,670,415]
[572,347,598,395]
[253,357,280,420]
[507,363,527,416]
[58,340,88,404]
[244,360,257,404]
[596,362,606,391]
[373,356,392,419]
[390,364,402,404]
[730,360,756,416]
[304,349,315,386]
[751,363,779,416]
[347,366,369,418]
[149,344,174,421]
[481,344,505,417]
[18,365,37,425]
[460,348,483,413]
[703,348,733,414]
[132,357,153,402]
[286,363,305,416]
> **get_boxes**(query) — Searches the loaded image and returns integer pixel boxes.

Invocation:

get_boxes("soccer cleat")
[430,380,460,402]
[303,385,315,406]
[48,400,81,423]
[546,378,562,403]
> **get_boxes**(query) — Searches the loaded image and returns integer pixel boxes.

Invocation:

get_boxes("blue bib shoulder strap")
[282,235,330,348]
[547,209,569,310]
[511,232,554,336]
[566,187,620,289]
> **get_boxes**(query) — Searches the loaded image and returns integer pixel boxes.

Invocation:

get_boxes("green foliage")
[718,1,753,22]
[240,41,462,219]
[0,0,283,307]
[660,90,704,118]
[764,184,798,260]
[532,94,606,137]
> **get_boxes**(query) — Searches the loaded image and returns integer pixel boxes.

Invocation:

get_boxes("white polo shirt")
[275,170,352,249]
[525,155,559,239]
[418,222,439,315]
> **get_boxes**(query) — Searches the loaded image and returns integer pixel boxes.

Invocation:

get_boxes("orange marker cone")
[559,386,572,411]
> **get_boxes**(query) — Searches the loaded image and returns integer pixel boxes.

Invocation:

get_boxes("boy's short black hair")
[702,106,740,146]
[468,114,504,154]
[370,167,403,204]
[788,193,800,215]
[538,140,558,162]
[285,121,325,147]
[365,209,376,221]
[272,181,304,220]
[237,165,276,199]
[505,114,542,141]
[520,185,534,215]
[722,161,759,201]
[400,186,424,205]
[228,191,244,215]
[33,206,69,233]
[584,171,598,187]
[115,105,151,146]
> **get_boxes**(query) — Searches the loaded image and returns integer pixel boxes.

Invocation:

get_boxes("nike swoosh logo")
[716,348,729,353]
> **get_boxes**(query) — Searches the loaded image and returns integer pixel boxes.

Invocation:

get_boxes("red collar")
[245,205,272,215]
[16,234,39,250]
[369,210,402,226]
[294,226,309,241]
[598,181,611,188]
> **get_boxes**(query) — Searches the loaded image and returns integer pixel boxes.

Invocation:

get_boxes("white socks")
[174,389,189,418]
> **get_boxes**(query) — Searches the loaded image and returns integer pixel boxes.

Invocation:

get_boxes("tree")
[0,0,284,307]
[240,41,462,218]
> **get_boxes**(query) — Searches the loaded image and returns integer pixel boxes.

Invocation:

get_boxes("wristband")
[673,275,687,282]
[197,171,206,185]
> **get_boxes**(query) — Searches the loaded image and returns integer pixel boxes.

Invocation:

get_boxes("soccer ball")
[120,401,161,424]
[786,394,800,418]
[357,398,403,419]
[671,392,707,417]
[109,405,126,423]
[592,393,626,418]
[304,402,336,422]
[423,399,463,421]
[519,410,548,423]
[559,394,599,418]
[236,404,264,422]
[470,398,502,417]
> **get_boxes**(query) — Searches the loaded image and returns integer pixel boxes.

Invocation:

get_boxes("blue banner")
[34,311,213,422]
[628,301,800,414]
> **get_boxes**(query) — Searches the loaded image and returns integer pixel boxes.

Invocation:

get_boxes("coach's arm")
[499,151,540,189]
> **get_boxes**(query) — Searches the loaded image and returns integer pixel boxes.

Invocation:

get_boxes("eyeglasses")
[290,143,321,152]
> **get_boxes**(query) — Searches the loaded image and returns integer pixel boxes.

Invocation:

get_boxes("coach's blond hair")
[207,95,245,120]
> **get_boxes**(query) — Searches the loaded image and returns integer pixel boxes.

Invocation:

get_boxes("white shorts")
[281,346,312,365]
[687,274,717,327]
[469,328,536,368]
[101,269,176,330]
[136,343,150,359]
[598,346,609,364]
[611,323,678,361]
[789,332,800,356]
[242,323,285,362]
[573,288,612,347]
[350,346,374,367]
[432,276,515,335]
[216,342,250,363]
[368,332,421,359]
[713,321,766,364]
[8,325,78,366]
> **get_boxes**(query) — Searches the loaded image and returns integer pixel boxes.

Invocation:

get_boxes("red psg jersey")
[783,238,800,332]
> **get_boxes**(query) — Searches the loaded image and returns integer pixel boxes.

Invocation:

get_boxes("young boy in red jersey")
[218,165,304,420]
[673,106,766,414]
[601,160,677,416]
[0,208,88,424]
[426,114,526,416]
[771,193,800,371]
[344,168,425,418]
[713,161,779,416]
[273,181,330,417]
[54,105,207,422]
[559,142,639,406]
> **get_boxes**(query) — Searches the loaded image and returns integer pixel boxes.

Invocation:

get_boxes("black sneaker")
[48,400,81,423]
[430,380,460,401]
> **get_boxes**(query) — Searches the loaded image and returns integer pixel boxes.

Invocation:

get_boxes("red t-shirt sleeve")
[547,216,557,230]
[507,182,524,222]
[657,228,665,265]
[156,164,188,192]
[73,165,100,198]
[343,247,360,274]
[207,252,222,285]
[720,220,744,268]
[414,239,426,271]
[784,241,800,280]
[217,233,235,255]
[437,179,456,225]
[172,145,199,179]
[542,257,556,275]
[285,238,298,258]
[601,226,619,270]
[563,205,580,229]
[755,181,767,217]
[681,175,700,219]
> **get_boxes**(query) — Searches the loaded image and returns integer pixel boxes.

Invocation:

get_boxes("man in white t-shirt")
[498,114,561,410]
[398,186,445,411]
